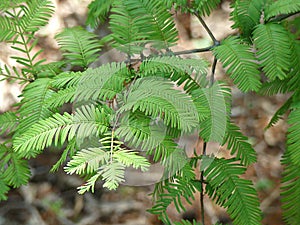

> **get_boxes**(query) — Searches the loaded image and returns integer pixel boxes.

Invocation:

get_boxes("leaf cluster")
[0,0,299,224]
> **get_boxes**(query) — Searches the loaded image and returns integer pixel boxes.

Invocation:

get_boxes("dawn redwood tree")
[0,0,299,224]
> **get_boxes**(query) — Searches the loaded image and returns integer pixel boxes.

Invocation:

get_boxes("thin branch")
[194,12,220,46]
[199,55,218,224]
[172,45,214,56]
[0,73,32,82]
[200,141,207,225]
[194,13,218,224]
[210,57,217,86]
[268,12,300,23]
[123,45,214,65]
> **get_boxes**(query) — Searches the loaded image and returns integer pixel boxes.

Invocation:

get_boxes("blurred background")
[0,0,288,224]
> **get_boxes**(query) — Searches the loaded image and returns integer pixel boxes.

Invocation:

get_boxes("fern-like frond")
[151,179,198,224]
[213,36,261,92]
[139,56,208,92]
[51,138,77,172]
[202,156,261,225]
[161,0,190,12]
[2,152,31,188]
[265,0,300,21]
[286,37,300,92]
[0,16,19,42]
[161,147,190,179]
[106,0,146,55]
[55,27,102,68]
[192,82,231,143]
[253,23,292,80]
[35,61,64,78]
[281,151,300,224]
[118,77,199,133]
[77,172,102,194]
[86,0,114,28]
[11,38,46,76]
[265,96,292,129]
[223,122,257,165]
[0,0,26,11]
[14,112,72,157]
[0,178,9,200]
[66,133,149,192]
[192,0,221,17]
[13,105,109,157]
[49,64,130,107]
[46,86,77,109]
[139,56,207,78]
[230,0,264,37]
[115,111,178,162]
[10,36,47,76]
[123,0,178,49]
[259,78,290,96]
[0,112,18,135]
[75,62,130,101]
[0,144,30,188]
[65,134,116,175]
[149,164,199,225]
[65,147,110,175]
[50,71,83,89]
[99,161,126,190]
[113,149,150,171]
[19,0,54,33]
[285,102,300,166]
[16,78,55,135]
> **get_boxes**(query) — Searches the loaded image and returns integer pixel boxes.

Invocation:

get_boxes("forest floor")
[0,0,288,224]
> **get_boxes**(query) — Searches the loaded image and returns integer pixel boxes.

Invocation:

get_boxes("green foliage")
[104,0,178,51]
[106,0,147,54]
[66,134,150,192]
[253,23,292,80]
[201,156,261,225]
[174,220,202,225]
[213,36,261,92]
[0,112,18,135]
[139,56,208,79]
[281,152,300,224]
[16,78,54,134]
[192,0,221,16]
[20,0,54,33]
[285,102,300,166]
[230,0,265,38]
[55,27,102,68]
[0,0,54,41]
[75,63,130,101]
[86,0,114,28]
[287,35,300,92]
[281,100,300,223]
[0,0,26,11]
[13,105,109,157]
[139,56,208,93]
[0,0,54,80]
[162,0,221,16]
[118,78,199,133]
[0,144,30,199]
[265,97,292,129]
[115,111,179,162]
[265,0,300,21]
[149,164,199,224]
[0,0,299,224]
[223,122,257,166]
[193,82,231,143]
